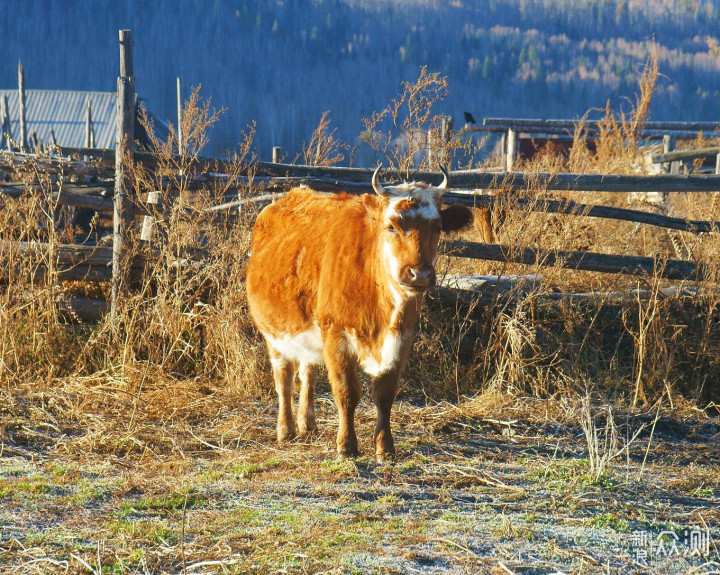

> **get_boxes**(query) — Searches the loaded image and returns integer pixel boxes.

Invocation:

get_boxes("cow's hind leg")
[269,346,297,442]
[297,362,317,435]
[324,334,361,458]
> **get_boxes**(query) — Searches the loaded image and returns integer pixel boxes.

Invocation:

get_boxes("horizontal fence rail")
[651,147,720,164]
[444,241,705,281]
[482,117,720,134]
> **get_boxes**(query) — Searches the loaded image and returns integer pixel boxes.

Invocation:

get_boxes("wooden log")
[483,117,720,133]
[0,184,114,211]
[58,296,108,323]
[651,146,720,165]
[52,146,720,193]
[18,62,27,151]
[443,240,704,281]
[462,193,720,234]
[0,240,146,269]
[112,29,136,318]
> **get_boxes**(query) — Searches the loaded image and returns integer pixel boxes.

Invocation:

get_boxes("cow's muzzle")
[400,267,436,290]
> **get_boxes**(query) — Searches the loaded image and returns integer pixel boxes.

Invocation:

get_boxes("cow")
[245,166,473,462]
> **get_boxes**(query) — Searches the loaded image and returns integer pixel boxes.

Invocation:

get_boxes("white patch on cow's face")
[265,325,324,366]
[383,239,402,286]
[384,184,441,223]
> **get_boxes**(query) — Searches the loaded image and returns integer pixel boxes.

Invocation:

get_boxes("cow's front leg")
[323,333,361,458]
[297,362,317,435]
[371,370,399,463]
[269,347,296,442]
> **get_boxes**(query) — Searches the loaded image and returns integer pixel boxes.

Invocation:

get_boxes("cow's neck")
[383,280,423,335]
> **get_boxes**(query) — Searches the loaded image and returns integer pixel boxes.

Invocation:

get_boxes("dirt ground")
[1,387,719,574]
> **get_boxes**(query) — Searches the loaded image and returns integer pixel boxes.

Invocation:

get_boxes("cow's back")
[246,189,377,341]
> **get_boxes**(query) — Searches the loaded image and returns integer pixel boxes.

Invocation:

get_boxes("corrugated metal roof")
[0,89,169,149]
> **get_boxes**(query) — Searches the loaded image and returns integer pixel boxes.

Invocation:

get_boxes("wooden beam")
[56,147,720,193]
[651,146,720,164]
[483,117,720,133]
[111,29,136,318]
[443,241,703,281]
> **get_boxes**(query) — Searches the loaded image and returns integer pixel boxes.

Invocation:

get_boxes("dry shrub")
[361,66,482,175]
[299,110,349,166]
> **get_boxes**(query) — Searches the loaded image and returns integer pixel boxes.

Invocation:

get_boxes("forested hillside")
[1,0,719,159]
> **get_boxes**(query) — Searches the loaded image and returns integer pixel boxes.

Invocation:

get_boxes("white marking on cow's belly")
[265,325,324,366]
[346,329,405,377]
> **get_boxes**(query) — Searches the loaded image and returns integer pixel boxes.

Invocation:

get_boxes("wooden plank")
[483,117,720,133]
[0,240,146,268]
[443,241,703,281]
[54,146,720,192]
[460,193,720,234]
[0,184,114,211]
[651,146,720,164]
[58,296,108,323]
[111,29,135,318]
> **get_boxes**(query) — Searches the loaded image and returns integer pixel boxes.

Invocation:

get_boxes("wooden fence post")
[85,98,95,148]
[177,77,182,153]
[0,95,9,150]
[18,61,27,151]
[439,116,453,168]
[716,152,720,176]
[272,146,282,163]
[111,29,136,319]
[506,128,517,172]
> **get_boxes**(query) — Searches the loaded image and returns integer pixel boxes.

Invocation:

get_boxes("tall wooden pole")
[439,116,453,168]
[272,146,282,163]
[85,98,95,148]
[111,29,136,319]
[0,95,9,150]
[18,61,27,151]
[506,128,517,172]
[176,76,182,153]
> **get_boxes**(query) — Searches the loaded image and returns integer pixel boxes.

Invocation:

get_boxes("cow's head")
[372,165,473,296]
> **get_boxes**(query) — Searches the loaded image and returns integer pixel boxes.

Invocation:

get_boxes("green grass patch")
[132,491,207,512]
[590,512,630,532]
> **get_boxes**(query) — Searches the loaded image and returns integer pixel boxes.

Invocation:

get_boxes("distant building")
[0,89,169,149]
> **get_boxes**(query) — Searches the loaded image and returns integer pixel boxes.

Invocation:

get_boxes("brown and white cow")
[246,166,473,462]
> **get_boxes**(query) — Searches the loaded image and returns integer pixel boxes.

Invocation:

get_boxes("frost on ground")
[1,393,719,574]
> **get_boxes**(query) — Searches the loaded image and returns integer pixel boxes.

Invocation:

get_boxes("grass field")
[2,386,719,574]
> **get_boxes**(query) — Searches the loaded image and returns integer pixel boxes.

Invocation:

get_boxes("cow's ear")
[440,204,473,232]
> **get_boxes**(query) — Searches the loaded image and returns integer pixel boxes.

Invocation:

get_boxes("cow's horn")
[372,164,387,196]
[438,165,450,191]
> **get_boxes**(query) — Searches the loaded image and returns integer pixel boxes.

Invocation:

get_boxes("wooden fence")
[3,29,720,322]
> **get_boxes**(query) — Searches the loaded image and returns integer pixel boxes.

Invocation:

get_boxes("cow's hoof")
[374,452,396,465]
[336,449,360,461]
[298,420,318,436]
[277,427,297,443]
